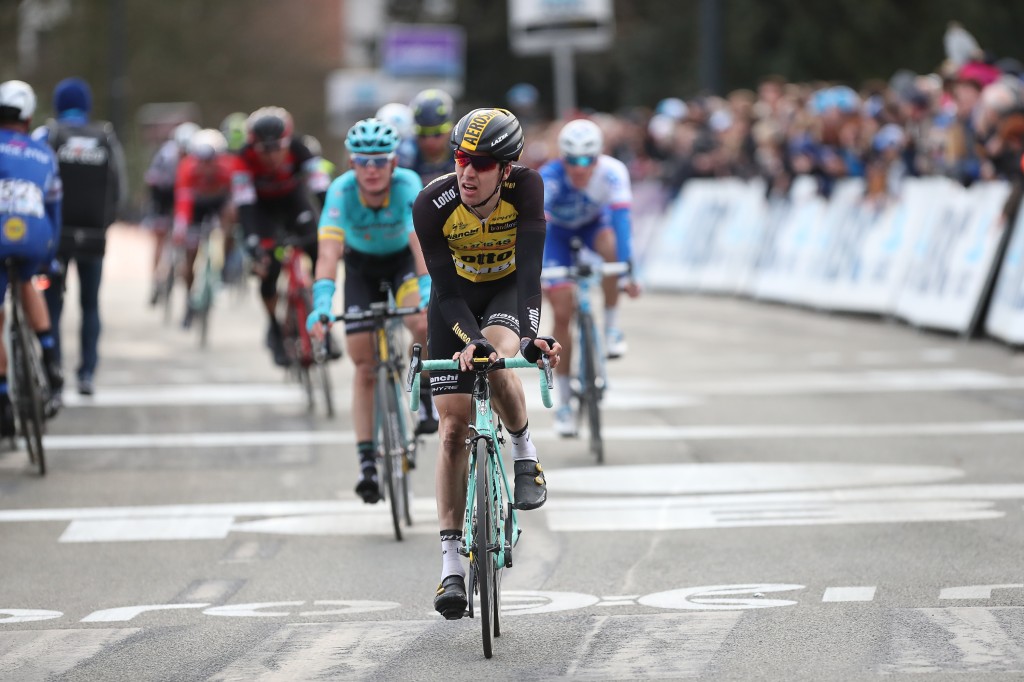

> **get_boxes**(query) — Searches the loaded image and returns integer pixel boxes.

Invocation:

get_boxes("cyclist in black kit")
[412,107,561,619]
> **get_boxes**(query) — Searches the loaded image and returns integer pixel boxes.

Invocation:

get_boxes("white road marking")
[565,613,742,679]
[880,608,1024,673]
[823,587,876,602]
[940,585,1024,600]
[554,462,962,495]
[38,419,1024,452]
[0,629,140,678]
[208,621,435,681]
[638,584,804,611]
[4,468,1024,539]
[60,516,234,543]
[51,368,1024,411]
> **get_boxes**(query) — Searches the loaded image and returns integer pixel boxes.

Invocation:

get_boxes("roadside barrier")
[642,176,1023,346]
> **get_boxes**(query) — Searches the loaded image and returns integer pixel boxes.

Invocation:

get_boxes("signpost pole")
[553,43,577,118]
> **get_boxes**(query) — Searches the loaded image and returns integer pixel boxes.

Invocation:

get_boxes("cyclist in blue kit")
[307,118,435,504]
[0,80,64,434]
[540,118,640,436]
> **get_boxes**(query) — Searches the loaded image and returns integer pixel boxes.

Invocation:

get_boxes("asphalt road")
[1,226,1023,681]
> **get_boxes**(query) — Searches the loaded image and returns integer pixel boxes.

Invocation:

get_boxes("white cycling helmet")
[558,119,603,159]
[173,121,200,149]
[188,128,228,160]
[375,102,416,139]
[0,80,37,122]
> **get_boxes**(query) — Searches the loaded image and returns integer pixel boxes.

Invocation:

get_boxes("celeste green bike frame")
[408,346,552,576]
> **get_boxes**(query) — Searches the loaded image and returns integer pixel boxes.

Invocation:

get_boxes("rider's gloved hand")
[520,335,558,364]
[417,274,432,309]
[306,278,336,332]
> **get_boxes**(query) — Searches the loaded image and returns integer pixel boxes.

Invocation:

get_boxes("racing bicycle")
[185,215,224,348]
[339,283,420,541]
[4,259,49,475]
[269,234,335,416]
[541,238,629,463]
[408,344,553,658]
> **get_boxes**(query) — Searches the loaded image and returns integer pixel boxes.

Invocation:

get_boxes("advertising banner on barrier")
[644,179,723,291]
[984,199,1024,345]
[749,176,825,304]
[639,175,1024,347]
[697,179,767,294]
[893,179,1010,334]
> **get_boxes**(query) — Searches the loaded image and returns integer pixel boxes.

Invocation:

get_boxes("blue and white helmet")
[345,118,400,154]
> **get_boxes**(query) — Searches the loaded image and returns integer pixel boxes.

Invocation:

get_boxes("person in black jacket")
[37,77,126,397]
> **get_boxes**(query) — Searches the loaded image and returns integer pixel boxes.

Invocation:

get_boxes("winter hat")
[53,77,92,115]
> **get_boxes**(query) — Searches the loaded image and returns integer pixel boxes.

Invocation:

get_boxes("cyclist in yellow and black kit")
[412,107,561,620]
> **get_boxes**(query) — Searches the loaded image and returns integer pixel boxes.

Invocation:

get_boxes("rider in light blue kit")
[307,118,434,504]
[540,118,641,437]
[0,80,64,436]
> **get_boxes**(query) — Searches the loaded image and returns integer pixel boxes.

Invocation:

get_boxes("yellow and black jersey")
[413,164,546,345]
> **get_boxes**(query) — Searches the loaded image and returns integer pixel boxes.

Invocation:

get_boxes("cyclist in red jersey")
[172,128,237,328]
[232,107,331,366]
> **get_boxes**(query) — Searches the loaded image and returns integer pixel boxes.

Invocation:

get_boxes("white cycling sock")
[604,306,620,332]
[440,529,464,580]
[509,423,537,461]
[556,374,573,408]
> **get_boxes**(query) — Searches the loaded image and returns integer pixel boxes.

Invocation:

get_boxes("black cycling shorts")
[427,274,520,395]
[343,247,417,335]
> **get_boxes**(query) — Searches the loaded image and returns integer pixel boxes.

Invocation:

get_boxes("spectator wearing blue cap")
[35,77,126,397]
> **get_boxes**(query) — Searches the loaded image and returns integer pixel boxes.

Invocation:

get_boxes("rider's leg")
[433,390,472,617]
[259,257,287,366]
[545,283,577,437]
[399,280,437,434]
[545,284,575,404]
[347,330,381,502]
[22,275,63,402]
[593,226,627,357]
[482,325,548,509]
[0,305,10,437]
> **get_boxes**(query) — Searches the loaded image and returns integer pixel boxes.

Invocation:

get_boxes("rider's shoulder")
[392,166,424,192]
[504,163,543,194]
[596,154,630,178]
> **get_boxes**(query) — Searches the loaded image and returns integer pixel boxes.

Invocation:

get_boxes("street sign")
[381,23,465,79]
[508,0,614,56]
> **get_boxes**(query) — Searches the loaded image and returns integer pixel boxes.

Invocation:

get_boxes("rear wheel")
[11,312,46,476]
[474,437,495,658]
[379,368,403,541]
[160,247,177,325]
[578,312,604,463]
[316,358,334,417]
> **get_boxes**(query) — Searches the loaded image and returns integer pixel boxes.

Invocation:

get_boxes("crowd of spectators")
[512,23,1024,212]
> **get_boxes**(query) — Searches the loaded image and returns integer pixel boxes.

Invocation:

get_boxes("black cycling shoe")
[355,466,382,504]
[266,327,290,367]
[434,574,468,620]
[513,459,548,510]
[0,397,15,439]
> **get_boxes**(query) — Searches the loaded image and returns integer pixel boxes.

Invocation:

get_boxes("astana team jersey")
[540,154,632,229]
[317,166,423,256]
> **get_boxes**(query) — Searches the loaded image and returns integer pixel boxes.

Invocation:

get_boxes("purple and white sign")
[382,24,465,79]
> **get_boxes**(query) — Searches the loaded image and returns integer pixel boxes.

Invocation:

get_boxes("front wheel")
[578,312,604,464]
[378,368,404,541]
[474,437,496,658]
